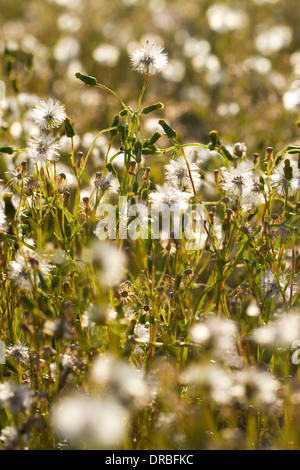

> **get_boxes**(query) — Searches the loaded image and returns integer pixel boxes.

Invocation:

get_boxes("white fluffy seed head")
[130,42,168,75]
[32,98,66,130]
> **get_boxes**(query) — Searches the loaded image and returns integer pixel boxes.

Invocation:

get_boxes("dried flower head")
[94,171,119,195]
[117,280,135,304]
[6,161,29,187]
[130,41,168,75]
[6,341,30,364]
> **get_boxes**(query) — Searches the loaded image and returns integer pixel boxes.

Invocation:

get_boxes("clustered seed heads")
[0,38,300,452]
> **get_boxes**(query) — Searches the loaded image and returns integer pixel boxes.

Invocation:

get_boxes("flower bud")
[65,117,75,138]
[75,72,98,87]
[208,129,221,150]
[283,159,293,181]
[159,119,177,139]
[141,102,164,115]
[149,131,162,145]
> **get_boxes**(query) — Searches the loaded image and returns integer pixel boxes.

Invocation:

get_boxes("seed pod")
[214,169,222,188]
[270,213,279,221]
[262,220,271,237]
[63,191,71,207]
[253,153,260,167]
[132,180,139,194]
[183,268,193,277]
[105,162,118,177]
[265,147,273,162]
[275,225,288,242]
[76,151,84,168]
[142,167,151,181]
[128,160,137,175]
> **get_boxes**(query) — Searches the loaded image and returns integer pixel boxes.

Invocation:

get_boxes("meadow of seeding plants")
[1,0,300,451]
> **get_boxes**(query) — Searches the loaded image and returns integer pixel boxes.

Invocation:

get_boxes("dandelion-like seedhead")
[94,171,120,195]
[251,312,300,348]
[130,42,168,75]
[52,394,129,448]
[220,164,254,198]
[2,21,300,451]
[32,98,66,130]
[190,315,238,360]
[27,133,60,165]
[149,183,191,211]
[260,270,296,303]
[270,160,300,196]
[87,241,127,288]
[8,247,53,291]
[241,172,265,210]
[6,341,30,364]
[260,270,283,302]
[0,426,20,450]
[0,381,33,414]
[164,156,201,193]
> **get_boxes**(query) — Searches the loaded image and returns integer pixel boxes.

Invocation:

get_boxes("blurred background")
[1,0,300,157]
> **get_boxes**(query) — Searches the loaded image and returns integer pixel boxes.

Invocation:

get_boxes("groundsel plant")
[1,40,300,451]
